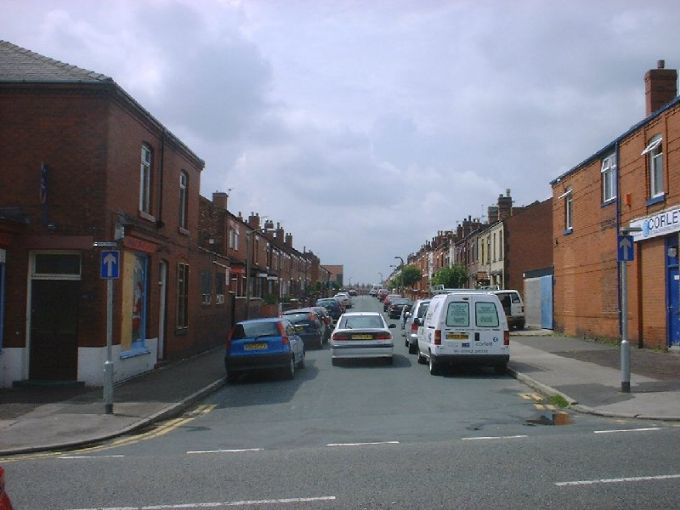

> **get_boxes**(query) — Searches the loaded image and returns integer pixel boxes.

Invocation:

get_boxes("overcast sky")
[3,0,680,284]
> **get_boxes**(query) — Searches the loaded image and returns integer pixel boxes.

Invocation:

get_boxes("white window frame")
[642,136,664,199]
[140,144,152,214]
[179,171,189,229]
[601,153,617,203]
[565,190,573,231]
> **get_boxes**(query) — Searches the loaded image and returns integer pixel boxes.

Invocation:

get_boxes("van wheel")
[429,355,440,375]
[417,347,427,364]
[298,352,305,369]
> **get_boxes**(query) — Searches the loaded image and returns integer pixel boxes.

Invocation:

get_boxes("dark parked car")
[316,298,342,321]
[282,308,325,349]
[225,318,305,382]
[388,299,412,319]
[311,306,333,341]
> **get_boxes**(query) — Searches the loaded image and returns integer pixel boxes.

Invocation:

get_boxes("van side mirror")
[388,324,396,329]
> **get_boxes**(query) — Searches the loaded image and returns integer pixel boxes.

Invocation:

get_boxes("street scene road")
[4,296,680,509]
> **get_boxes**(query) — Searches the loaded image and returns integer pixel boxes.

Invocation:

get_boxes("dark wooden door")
[29,280,80,381]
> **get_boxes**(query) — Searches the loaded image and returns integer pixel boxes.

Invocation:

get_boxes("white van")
[493,290,525,330]
[416,291,509,375]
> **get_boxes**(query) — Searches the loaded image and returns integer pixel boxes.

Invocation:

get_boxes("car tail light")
[410,322,418,333]
[332,332,351,341]
[434,329,442,345]
[374,331,391,340]
[276,322,290,345]
[504,331,510,346]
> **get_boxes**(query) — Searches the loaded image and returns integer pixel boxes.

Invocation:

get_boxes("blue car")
[225,318,305,382]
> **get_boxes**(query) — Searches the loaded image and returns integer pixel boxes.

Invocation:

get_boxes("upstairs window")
[559,188,573,233]
[179,171,189,230]
[601,153,617,203]
[642,135,664,200]
[140,144,153,215]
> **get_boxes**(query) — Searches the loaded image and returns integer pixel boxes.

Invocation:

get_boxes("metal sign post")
[96,243,119,414]
[618,229,640,393]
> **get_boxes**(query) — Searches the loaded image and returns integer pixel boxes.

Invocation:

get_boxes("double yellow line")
[0,404,215,463]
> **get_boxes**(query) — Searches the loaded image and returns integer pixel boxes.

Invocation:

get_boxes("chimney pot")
[659,59,665,69]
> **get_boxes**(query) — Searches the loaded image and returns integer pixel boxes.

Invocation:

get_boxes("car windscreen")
[340,316,384,329]
[233,322,279,339]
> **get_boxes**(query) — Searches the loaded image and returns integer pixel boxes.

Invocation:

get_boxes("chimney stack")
[212,192,228,210]
[645,60,677,116]
[247,212,260,230]
[285,233,293,248]
[498,190,513,220]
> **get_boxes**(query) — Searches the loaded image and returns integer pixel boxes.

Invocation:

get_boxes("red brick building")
[504,198,553,292]
[551,60,680,350]
[0,41,221,386]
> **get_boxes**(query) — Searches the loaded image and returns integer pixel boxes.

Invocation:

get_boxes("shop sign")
[630,206,680,242]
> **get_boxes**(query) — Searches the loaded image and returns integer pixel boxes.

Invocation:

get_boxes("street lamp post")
[394,256,405,293]
[245,222,274,320]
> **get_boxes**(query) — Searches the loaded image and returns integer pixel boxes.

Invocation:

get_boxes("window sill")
[120,345,150,360]
[175,327,188,336]
[563,227,573,236]
[139,211,156,223]
[646,195,665,207]
[178,227,190,236]
[602,198,616,208]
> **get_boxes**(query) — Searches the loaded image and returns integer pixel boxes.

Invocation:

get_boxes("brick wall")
[504,198,553,294]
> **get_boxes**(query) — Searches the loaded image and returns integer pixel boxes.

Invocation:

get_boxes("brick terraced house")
[551,60,680,350]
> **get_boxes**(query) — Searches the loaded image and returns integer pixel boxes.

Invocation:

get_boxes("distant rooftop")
[0,40,112,83]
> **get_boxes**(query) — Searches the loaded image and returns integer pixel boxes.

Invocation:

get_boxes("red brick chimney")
[645,60,677,116]
[498,189,513,220]
[212,192,228,210]
[247,212,260,230]
[285,233,293,248]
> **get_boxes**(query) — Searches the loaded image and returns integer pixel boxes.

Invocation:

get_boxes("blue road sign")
[100,250,120,279]
[618,235,634,262]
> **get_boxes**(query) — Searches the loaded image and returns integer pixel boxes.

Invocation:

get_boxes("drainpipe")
[615,141,622,339]
[157,128,166,228]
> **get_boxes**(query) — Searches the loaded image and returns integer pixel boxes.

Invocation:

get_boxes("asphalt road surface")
[5,296,680,509]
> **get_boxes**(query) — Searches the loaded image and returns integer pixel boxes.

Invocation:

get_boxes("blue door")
[667,238,680,348]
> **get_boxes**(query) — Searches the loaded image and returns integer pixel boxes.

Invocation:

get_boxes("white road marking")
[593,427,662,434]
[326,441,400,447]
[68,496,336,509]
[556,474,680,487]
[462,435,528,441]
[59,455,125,459]
[186,448,264,454]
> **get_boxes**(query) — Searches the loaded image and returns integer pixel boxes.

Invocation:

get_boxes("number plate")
[351,334,373,340]
[244,343,267,351]
[446,332,469,340]
[295,325,305,332]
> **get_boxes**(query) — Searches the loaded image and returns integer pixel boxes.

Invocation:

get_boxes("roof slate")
[0,40,112,83]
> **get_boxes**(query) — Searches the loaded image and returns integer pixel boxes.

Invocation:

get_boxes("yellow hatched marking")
[534,404,545,410]
[546,404,557,411]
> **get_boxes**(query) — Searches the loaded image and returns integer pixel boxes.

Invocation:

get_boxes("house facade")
[551,60,680,350]
[0,41,213,386]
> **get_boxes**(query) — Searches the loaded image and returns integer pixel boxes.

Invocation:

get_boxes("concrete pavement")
[1,332,680,456]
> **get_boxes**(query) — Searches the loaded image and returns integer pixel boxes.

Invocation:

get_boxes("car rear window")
[284,313,310,323]
[475,302,500,327]
[233,322,279,339]
[341,316,384,329]
[446,302,469,327]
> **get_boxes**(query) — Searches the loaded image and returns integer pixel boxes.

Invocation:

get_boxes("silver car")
[330,312,396,365]
[404,299,430,355]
